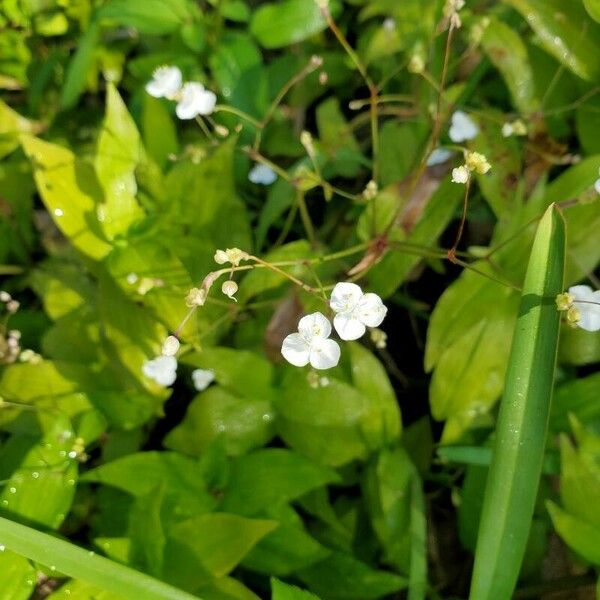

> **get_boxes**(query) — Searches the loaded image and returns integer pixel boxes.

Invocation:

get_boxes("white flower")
[595,169,600,194]
[142,355,177,386]
[248,164,277,185]
[501,122,513,138]
[175,83,217,119]
[213,247,248,266]
[162,335,180,357]
[452,165,470,184]
[449,111,479,143]
[145,66,182,99]
[281,312,341,370]
[427,148,454,166]
[329,282,387,341]
[221,280,238,301]
[192,368,215,391]
[568,285,600,332]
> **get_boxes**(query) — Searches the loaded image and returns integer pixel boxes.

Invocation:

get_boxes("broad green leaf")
[209,32,268,118]
[277,370,383,466]
[575,93,600,154]
[347,343,402,445]
[95,84,144,239]
[142,95,179,168]
[0,550,36,600]
[546,502,600,566]
[584,0,600,22]
[0,99,39,158]
[505,0,600,81]
[182,347,273,398]
[242,506,329,576]
[408,473,427,600]
[430,300,518,443]
[558,435,600,527]
[552,373,600,431]
[378,121,428,187]
[196,577,260,600]
[47,579,125,599]
[271,579,320,600]
[59,20,100,110]
[21,136,112,260]
[250,0,341,49]
[221,449,340,516]
[469,204,565,600]
[0,515,200,600]
[0,416,78,529]
[97,0,191,35]
[297,552,407,599]
[362,447,414,572]
[480,18,539,114]
[166,513,278,578]
[558,322,600,366]
[164,387,275,457]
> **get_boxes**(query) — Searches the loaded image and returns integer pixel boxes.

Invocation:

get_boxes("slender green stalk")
[469,204,565,600]
[0,516,200,600]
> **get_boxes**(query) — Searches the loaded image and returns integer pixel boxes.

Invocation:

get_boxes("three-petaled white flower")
[176,82,217,119]
[142,355,177,386]
[329,282,387,341]
[281,312,341,370]
[248,164,277,185]
[449,111,479,143]
[427,148,454,166]
[145,66,183,99]
[192,368,215,391]
[567,285,600,332]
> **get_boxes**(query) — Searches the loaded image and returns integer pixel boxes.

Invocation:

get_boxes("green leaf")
[60,20,100,110]
[21,135,112,260]
[221,449,340,516]
[97,0,190,35]
[164,387,276,457]
[166,513,278,578]
[480,18,539,114]
[546,502,600,566]
[552,373,600,431]
[95,84,144,239]
[271,578,321,600]
[142,95,179,168]
[250,0,341,49]
[0,99,39,158]
[46,579,125,599]
[469,204,565,600]
[297,552,407,599]
[583,0,600,22]
[347,343,402,445]
[0,550,36,600]
[0,515,201,600]
[505,0,600,81]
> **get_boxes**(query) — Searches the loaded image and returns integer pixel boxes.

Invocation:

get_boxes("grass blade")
[0,516,201,600]
[469,203,565,600]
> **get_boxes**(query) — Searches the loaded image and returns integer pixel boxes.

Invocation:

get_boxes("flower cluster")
[145,66,216,120]
[281,282,388,370]
[501,119,528,138]
[556,285,600,332]
[452,151,492,185]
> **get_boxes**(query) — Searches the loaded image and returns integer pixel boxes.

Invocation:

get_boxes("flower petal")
[309,337,341,370]
[145,66,182,98]
[449,110,479,143]
[192,368,215,391]
[357,293,388,327]
[176,82,215,119]
[333,312,366,341]
[142,355,177,386]
[330,282,363,314]
[281,333,311,367]
[574,291,600,332]
[248,164,277,185]
[298,312,332,340]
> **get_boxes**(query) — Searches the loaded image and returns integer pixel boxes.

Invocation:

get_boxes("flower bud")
[555,292,574,312]
[162,335,180,356]
[0,291,11,302]
[566,306,581,327]
[451,165,470,184]
[465,151,491,174]
[186,287,207,307]
[221,280,238,301]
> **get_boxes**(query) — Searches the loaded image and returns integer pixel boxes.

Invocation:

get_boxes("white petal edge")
[309,337,341,370]
[298,312,332,340]
[333,312,366,341]
[575,290,600,332]
[330,282,363,314]
[281,333,311,367]
[358,293,388,327]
